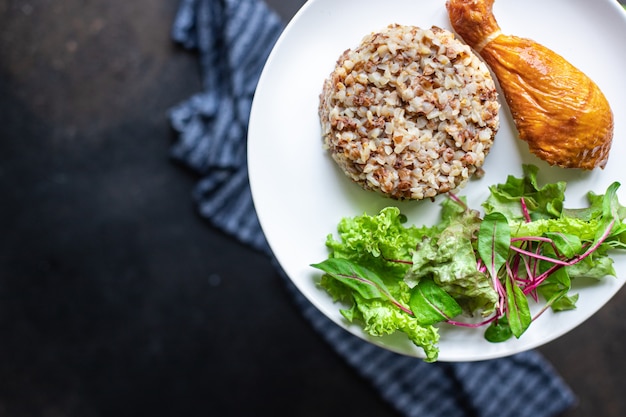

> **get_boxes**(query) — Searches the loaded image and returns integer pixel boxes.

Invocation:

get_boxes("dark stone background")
[1,1,624,416]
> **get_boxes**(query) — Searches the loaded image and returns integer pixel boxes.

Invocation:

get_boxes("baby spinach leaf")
[409,279,463,326]
[484,317,513,343]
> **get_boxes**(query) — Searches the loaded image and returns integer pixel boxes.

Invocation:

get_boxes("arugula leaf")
[599,182,626,243]
[566,254,615,280]
[537,267,574,313]
[483,164,566,221]
[550,293,579,312]
[538,282,579,312]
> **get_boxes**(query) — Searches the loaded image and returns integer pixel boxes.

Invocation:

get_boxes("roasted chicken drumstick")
[446,0,614,169]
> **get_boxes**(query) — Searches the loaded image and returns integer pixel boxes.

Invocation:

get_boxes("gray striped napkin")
[169,1,576,416]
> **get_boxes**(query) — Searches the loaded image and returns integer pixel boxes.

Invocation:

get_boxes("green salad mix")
[312,165,626,362]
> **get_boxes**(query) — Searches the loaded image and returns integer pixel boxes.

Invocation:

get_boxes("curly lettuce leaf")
[318,271,440,362]
[345,294,440,362]
[325,207,428,278]
[319,209,441,360]
[510,217,601,241]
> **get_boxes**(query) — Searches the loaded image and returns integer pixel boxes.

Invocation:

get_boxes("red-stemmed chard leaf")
[478,212,510,279]
[477,212,510,314]
[311,258,413,315]
[504,263,532,338]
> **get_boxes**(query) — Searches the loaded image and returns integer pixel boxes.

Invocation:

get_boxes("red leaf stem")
[509,245,570,266]
[520,197,531,223]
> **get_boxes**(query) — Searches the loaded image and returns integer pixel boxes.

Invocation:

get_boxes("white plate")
[248,0,626,361]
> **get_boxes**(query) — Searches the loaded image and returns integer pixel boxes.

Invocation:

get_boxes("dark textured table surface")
[1,1,625,416]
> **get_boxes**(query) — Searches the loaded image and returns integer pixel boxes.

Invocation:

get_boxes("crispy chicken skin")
[446,0,614,169]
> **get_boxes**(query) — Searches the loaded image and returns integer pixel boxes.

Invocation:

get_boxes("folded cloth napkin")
[168,1,576,416]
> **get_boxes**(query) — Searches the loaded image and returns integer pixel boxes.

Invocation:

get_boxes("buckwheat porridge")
[319,24,500,200]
